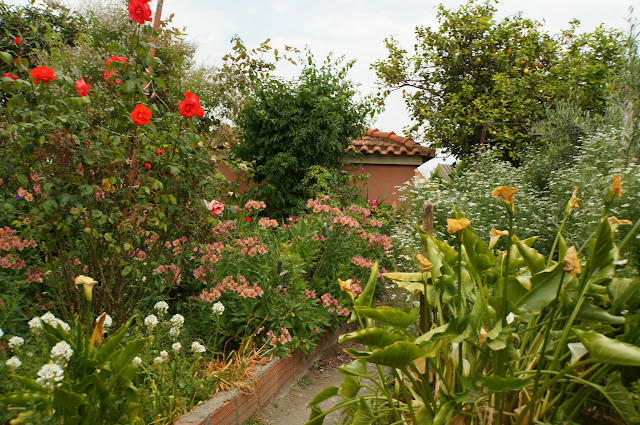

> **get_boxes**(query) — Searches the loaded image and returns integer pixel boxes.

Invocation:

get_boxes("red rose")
[178,91,204,118]
[75,78,91,96]
[144,163,152,169]
[130,104,152,126]
[156,148,165,154]
[30,66,56,84]
[244,216,253,222]
[128,0,152,25]
[3,73,19,81]
[104,55,127,84]
[14,36,21,45]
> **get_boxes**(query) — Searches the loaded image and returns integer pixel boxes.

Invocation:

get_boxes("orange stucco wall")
[343,163,418,205]
[217,160,419,205]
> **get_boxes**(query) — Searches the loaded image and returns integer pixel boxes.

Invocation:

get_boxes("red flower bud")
[14,36,21,45]
[144,163,152,169]
[156,148,165,154]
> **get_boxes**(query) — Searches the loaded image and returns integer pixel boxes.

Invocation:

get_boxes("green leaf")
[95,316,135,363]
[346,341,424,367]
[339,327,409,348]
[574,329,640,366]
[353,262,378,311]
[338,359,369,378]
[0,51,12,64]
[353,306,419,329]
[461,376,532,393]
[104,338,148,379]
[7,93,25,109]
[514,238,546,274]
[602,372,640,424]
[516,263,566,314]
[433,400,455,425]
[121,266,133,276]
[352,398,375,425]
[307,386,338,407]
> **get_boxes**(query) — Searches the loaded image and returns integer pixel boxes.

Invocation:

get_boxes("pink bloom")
[205,199,225,216]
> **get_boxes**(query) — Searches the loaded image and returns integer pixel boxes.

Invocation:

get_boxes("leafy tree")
[372,0,624,162]
[234,53,372,213]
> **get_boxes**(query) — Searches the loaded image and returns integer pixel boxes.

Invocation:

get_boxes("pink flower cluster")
[199,273,264,302]
[306,197,340,214]
[212,220,237,235]
[267,327,292,347]
[358,231,392,250]
[0,226,37,252]
[17,187,34,202]
[258,217,279,229]
[25,269,46,283]
[153,264,182,285]
[348,205,371,218]
[318,293,351,316]
[367,219,382,228]
[235,237,268,256]
[244,200,267,211]
[311,234,325,242]
[304,289,316,299]
[199,242,226,263]
[331,215,361,228]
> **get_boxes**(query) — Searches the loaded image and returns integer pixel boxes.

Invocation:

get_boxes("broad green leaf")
[352,398,375,425]
[339,359,369,379]
[354,306,419,329]
[461,376,532,393]
[307,386,339,407]
[340,374,362,399]
[576,303,625,325]
[0,51,12,64]
[95,316,135,363]
[514,238,546,274]
[104,338,149,379]
[384,272,423,282]
[347,341,424,368]
[517,263,565,314]
[602,372,640,424]
[574,329,640,366]
[339,327,409,348]
[610,278,640,313]
[433,400,455,425]
[589,217,617,272]
[354,262,378,309]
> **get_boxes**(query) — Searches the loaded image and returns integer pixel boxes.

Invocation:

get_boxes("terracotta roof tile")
[347,128,435,158]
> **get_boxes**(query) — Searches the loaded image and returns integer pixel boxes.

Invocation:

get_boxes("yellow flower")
[447,217,470,234]
[338,278,353,297]
[491,186,517,203]
[611,175,622,198]
[489,228,509,249]
[563,246,581,274]
[608,216,633,232]
[416,254,433,273]
[75,275,98,302]
[568,186,580,210]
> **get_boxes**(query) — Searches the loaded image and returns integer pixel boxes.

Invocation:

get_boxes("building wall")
[342,163,418,205]
[218,160,420,205]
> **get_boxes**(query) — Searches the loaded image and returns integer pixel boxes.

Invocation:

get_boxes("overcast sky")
[5,0,637,163]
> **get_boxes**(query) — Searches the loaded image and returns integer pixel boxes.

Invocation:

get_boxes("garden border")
[174,329,340,425]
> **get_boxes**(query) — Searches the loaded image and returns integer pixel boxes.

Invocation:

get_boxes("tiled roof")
[347,129,435,158]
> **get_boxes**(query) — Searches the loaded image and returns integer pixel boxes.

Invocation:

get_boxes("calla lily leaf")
[347,341,425,368]
[354,306,419,329]
[574,329,640,366]
[461,376,531,393]
[339,327,410,348]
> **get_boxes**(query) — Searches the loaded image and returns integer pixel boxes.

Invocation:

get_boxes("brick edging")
[174,329,341,425]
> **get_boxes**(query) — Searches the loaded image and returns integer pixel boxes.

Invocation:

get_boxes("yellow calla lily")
[563,246,581,274]
[611,175,622,198]
[416,254,433,273]
[608,216,633,232]
[75,275,98,302]
[447,218,470,234]
[489,228,509,249]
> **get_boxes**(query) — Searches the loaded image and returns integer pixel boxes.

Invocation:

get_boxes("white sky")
[5,0,637,167]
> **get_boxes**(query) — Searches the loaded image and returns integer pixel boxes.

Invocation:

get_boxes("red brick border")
[174,329,340,425]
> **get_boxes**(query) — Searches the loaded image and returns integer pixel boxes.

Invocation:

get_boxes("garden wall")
[174,329,340,425]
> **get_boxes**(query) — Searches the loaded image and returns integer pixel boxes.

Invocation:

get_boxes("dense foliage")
[372,0,625,162]
[234,54,372,214]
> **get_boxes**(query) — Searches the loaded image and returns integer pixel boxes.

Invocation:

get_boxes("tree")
[234,53,372,213]
[372,0,624,162]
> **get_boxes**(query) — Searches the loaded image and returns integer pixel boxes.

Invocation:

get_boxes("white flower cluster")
[144,314,159,330]
[132,356,142,366]
[153,350,169,364]
[36,362,65,389]
[212,302,225,316]
[191,341,206,354]
[50,341,74,365]
[169,314,184,328]
[154,301,169,314]
[8,336,24,350]
[169,314,184,340]
[6,356,21,369]
[172,342,181,353]
[34,312,71,332]
[0,328,3,338]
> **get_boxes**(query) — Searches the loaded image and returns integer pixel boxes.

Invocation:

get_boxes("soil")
[255,342,362,425]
